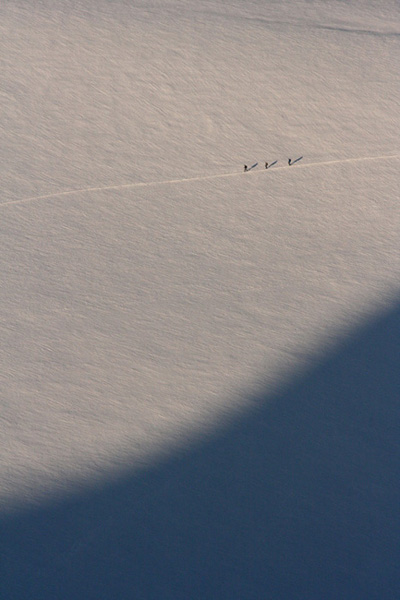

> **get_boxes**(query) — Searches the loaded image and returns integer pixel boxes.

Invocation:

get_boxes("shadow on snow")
[1,299,400,599]
[292,156,303,165]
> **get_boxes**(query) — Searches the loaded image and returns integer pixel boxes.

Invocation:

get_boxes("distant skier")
[244,165,248,172]
[265,162,268,169]
[288,158,292,166]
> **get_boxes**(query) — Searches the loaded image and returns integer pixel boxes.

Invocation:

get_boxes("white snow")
[1,0,399,596]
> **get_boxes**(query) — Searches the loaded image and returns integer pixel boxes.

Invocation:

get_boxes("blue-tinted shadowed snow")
[1,300,399,600]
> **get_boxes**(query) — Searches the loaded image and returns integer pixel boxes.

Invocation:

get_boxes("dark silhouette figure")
[292,156,303,165]
[265,162,268,169]
[288,158,292,166]
[244,165,248,172]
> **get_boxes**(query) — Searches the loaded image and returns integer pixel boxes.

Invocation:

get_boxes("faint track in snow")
[286,154,400,171]
[2,154,399,209]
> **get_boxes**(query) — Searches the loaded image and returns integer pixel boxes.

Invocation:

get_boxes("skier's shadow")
[292,156,303,165]
[248,162,258,171]
[268,160,278,168]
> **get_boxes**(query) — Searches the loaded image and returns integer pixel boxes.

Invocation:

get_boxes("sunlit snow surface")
[1,0,400,597]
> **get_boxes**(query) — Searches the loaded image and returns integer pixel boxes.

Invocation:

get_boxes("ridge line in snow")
[2,154,399,209]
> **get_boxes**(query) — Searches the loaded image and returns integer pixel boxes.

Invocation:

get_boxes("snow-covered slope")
[2,0,399,200]
[1,0,399,597]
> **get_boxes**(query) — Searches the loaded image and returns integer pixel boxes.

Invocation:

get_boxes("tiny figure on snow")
[265,162,268,169]
[244,165,248,172]
[288,158,292,166]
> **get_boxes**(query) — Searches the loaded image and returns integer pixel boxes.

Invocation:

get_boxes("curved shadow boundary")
[1,301,400,599]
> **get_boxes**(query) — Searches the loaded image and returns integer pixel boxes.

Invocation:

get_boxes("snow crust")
[1,0,399,596]
[1,0,399,504]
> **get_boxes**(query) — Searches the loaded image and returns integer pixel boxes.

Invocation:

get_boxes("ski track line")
[2,154,399,209]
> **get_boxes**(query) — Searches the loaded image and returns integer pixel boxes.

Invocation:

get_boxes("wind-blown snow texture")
[1,0,400,598]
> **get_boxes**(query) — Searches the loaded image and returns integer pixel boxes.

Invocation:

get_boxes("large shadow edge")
[1,300,400,600]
